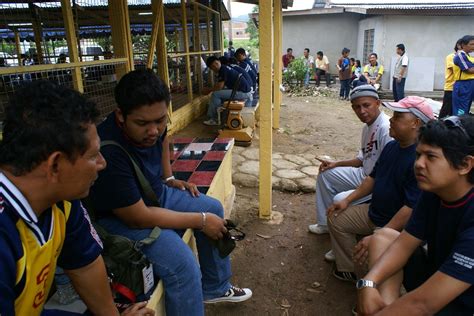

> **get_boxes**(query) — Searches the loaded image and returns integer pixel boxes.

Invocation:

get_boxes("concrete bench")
[146,137,236,315]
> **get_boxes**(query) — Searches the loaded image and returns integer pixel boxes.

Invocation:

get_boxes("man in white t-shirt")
[302,48,315,86]
[315,51,331,87]
[309,85,393,245]
[393,44,409,101]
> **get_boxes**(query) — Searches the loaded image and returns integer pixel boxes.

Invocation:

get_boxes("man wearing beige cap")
[326,96,434,283]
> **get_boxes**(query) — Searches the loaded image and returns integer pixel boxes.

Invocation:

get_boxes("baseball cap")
[383,96,434,123]
[349,84,379,101]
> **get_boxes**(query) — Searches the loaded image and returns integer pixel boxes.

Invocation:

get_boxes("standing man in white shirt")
[302,48,315,87]
[393,44,409,101]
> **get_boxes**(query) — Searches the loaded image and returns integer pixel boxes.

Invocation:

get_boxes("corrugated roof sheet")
[329,1,474,9]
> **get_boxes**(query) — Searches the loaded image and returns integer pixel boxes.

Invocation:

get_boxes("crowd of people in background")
[309,34,474,315]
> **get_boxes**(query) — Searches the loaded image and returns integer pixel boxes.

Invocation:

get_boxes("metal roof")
[329,1,474,10]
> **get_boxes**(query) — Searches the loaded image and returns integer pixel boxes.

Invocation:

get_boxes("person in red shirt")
[282,48,294,70]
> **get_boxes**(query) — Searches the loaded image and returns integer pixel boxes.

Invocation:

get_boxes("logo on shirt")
[453,252,474,270]
[33,264,50,308]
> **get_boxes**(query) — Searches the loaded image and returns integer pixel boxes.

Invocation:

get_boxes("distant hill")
[232,14,249,22]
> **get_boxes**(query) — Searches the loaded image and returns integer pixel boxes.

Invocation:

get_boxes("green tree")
[245,6,259,47]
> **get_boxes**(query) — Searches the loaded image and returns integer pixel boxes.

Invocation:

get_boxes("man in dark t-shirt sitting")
[202,56,253,126]
[88,70,252,316]
[327,96,434,282]
[358,115,474,315]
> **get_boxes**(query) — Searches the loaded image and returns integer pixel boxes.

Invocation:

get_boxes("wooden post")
[273,0,282,129]
[14,30,22,65]
[147,0,163,69]
[29,3,44,64]
[61,0,84,92]
[258,0,273,219]
[109,0,134,80]
[181,0,193,102]
[206,10,214,86]
[193,3,203,94]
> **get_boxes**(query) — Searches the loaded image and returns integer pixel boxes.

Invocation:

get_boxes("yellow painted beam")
[109,0,134,80]
[181,0,193,103]
[14,30,22,66]
[147,0,163,69]
[193,3,203,94]
[61,0,84,93]
[29,3,44,64]
[0,58,128,76]
[155,3,172,122]
[206,11,215,86]
[258,0,273,219]
[273,0,282,129]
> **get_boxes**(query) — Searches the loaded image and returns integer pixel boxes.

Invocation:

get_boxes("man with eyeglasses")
[357,115,474,315]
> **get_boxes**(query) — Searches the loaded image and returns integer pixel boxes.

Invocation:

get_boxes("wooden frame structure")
[0,0,229,134]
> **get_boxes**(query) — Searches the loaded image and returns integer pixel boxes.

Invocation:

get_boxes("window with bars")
[363,29,375,65]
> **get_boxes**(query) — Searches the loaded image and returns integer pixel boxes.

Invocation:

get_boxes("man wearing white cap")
[327,96,434,282]
[310,85,392,239]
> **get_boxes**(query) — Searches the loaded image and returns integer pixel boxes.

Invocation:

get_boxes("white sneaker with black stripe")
[204,285,253,304]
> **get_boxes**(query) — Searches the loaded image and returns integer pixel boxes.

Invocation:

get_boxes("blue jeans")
[98,185,232,316]
[392,77,406,101]
[208,89,252,120]
[304,70,311,86]
[339,79,350,99]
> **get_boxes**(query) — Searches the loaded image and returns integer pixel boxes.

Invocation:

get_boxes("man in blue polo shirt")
[358,115,474,315]
[0,81,152,316]
[234,48,258,92]
[88,69,252,316]
[327,96,434,282]
[203,55,252,126]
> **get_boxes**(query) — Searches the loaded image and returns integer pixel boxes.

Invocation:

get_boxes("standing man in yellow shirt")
[440,39,462,118]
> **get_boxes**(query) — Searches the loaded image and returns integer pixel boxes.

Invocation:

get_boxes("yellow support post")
[181,0,193,102]
[258,0,273,219]
[206,10,215,86]
[61,0,84,93]
[273,0,282,129]
[147,0,163,69]
[14,30,22,66]
[109,0,134,80]
[193,3,203,94]
[29,3,44,64]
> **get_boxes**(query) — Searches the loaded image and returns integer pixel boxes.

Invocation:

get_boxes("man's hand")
[202,213,227,240]
[167,179,200,197]
[327,199,349,217]
[357,287,386,315]
[121,302,155,316]
[316,157,337,173]
[353,235,372,266]
[396,77,402,83]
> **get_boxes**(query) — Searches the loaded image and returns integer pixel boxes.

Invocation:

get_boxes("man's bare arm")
[66,256,119,316]
[113,200,226,240]
[377,271,471,315]
[384,206,413,231]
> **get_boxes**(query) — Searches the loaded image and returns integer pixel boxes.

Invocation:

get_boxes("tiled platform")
[171,137,234,194]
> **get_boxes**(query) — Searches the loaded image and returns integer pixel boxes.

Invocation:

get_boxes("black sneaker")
[333,270,357,283]
[204,285,253,304]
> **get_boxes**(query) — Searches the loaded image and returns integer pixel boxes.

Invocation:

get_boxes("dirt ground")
[174,89,368,316]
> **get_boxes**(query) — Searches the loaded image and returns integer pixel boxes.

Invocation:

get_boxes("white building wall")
[359,15,474,90]
[282,13,360,74]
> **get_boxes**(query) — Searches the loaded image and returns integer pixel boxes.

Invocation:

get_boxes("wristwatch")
[356,279,377,290]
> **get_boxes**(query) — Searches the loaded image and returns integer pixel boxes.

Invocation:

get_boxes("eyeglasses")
[442,116,469,138]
